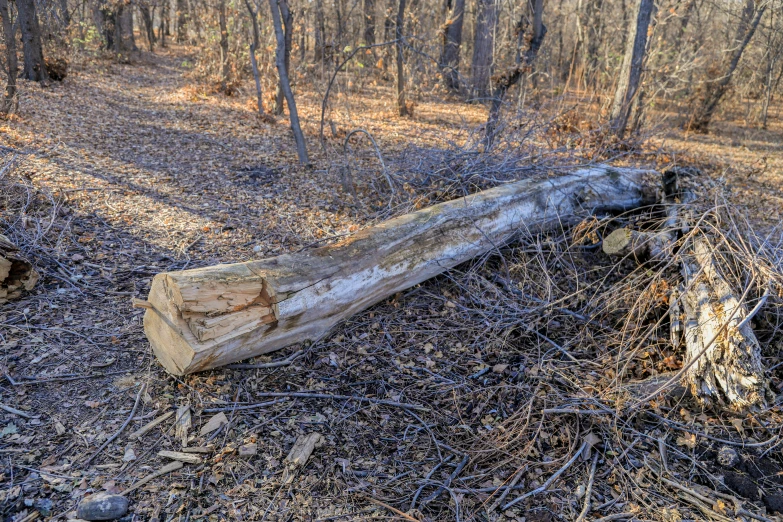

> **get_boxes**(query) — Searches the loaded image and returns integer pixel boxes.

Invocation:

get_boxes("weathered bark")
[581,0,604,89]
[273,0,292,114]
[159,0,169,47]
[0,0,18,115]
[395,0,407,115]
[0,235,39,304]
[313,0,325,62]
[364,0,375,44]
[218,0,230,93]
[16,0,49,83]
[439,0,465,91]
[268,0,309,164]
[113,2,137,54]
[608,0,653,138]
[687,0,766,133]
[142,165,658,375]
[470,0,497,100]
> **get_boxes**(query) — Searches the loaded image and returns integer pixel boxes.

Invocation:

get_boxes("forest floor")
[1,44,783,522]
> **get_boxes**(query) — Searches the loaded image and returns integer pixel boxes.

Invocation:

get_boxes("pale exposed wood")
[286,432,323,467]
[175,405,191,447]
[0,234,38,304]
[128,410,174,440]
[680,238,769,410]
[143,166,659,375]
[121,461,183,495]
[157,450,203,464]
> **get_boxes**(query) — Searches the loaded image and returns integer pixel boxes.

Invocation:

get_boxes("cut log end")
[0,234,38,304]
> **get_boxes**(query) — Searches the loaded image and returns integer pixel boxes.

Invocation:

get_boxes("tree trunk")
[142,165,658,375]
[470,0,497,100]
[268,0,308,164]
[313,0,324,63]
[395,0,407,115]
[114,2,137,54]
[176,0,188,42]
[608,0,653,138]
[218,0,230,92]
[0,0,18,115]
[0,235,39,304]
[140,3,155,51]
[581,0,604,89]
[439,0,464,91]
[244,0,266,116]
[363,0,375,45]
[687,0,766,133]
[159,0,169,47]
[16,0,49,83]
[485,0,545,148]
[273,0,292,115]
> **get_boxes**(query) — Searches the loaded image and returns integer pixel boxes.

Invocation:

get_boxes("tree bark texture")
[0,0,18,114]
[609,0,653,138]
[274,0,293,114]
[395,0,407,115]
[470,0,497,100]
[439,0,464,91]
[16,0,49,82]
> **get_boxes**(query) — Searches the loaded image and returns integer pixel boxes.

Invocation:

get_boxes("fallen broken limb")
[0,234,38,304]
[143,165,658,374]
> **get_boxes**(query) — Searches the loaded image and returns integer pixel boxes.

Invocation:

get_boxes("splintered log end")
[143,269,281,376]
[0,234,39,304]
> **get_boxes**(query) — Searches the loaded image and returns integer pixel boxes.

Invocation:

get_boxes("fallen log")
[143,165,659,375]
[0,234,38,304]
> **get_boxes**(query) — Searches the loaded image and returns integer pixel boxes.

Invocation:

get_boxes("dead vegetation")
[0,49,783,522]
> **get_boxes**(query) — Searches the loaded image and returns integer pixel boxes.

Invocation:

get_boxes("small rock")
[76,492,129,521]
[717,446,740,468]
[238,443,257,458]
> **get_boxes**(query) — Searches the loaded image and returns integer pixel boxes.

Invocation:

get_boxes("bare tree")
[0,0,18,114]
[470,0,497,99]
[439,0,465,91]
[485,0,546,147]
[395,0,408,115]
[16,0,49,82]
[268,0,309,163]
[608,0,653,138]
[274,0,293,114]
[244,0,267,116]
[177,0,188,41]
[687,0,767,132]
[218,0,230,92]
[364,0,375,44]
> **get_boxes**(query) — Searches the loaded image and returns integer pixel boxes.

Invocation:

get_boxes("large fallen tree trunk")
[0,234,38,304]
[143,165,658,375]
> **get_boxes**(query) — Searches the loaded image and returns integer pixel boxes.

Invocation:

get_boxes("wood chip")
[285,433,323,468]
[157,450,203,464]
[199,412,228,436]
[175,405,191,447]
[128,410,174,440]
[121,461,183,495]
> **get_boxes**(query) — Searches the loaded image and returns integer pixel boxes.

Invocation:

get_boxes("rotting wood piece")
[143,165,659,375]
[0,234,38,304]
[679,238,770,410]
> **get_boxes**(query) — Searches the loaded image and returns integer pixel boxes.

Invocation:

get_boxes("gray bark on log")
[143,166,658,375]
